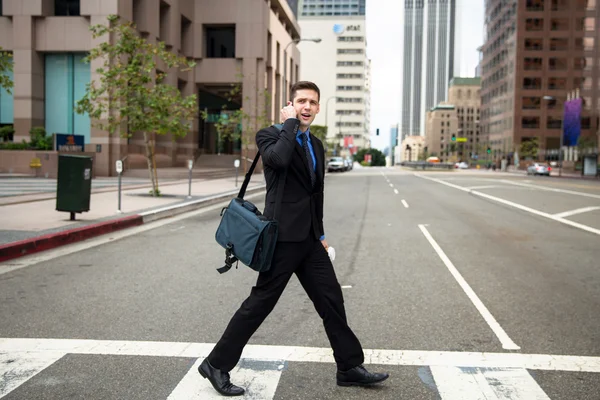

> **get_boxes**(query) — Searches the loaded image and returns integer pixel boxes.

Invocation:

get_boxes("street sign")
[115,160,123,174]
[234,159,240,168]
[188,160,193,170]
[457,137,468,143]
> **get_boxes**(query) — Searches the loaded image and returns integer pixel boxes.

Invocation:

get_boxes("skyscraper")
[401,0,456,138]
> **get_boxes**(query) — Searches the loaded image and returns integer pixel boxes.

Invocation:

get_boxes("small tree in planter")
[76,15,197,196]
[0,125,14,142]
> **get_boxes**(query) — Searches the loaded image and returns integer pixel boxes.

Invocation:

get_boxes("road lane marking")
[168,358,284,400]
[418,225,520,350]
[553,206,600,218]
[0,192,265,275]
[416,174,600,236]
[431,366,550,400]
[389,183,394,188]
[0,351,65,397]
[401,199,409,208]
[500,179,600,200]
[466,185,498,190]
[2,338,600,372]
[394,188,399,194]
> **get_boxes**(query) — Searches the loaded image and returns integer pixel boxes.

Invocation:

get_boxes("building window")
[337,49,364,54]
[336,73,363,79]
[522,117,540,129]
[336,85,363,91]
[526,0,544,10]
[574,57,587,70]
[549,58,568,70]
[337,61,364,67]
[336,110,363,116]
[181,16,192,55]
[55,0,80,16]
[581,117,591,129]
[0,57,13,125]
[525,38,543,51]
[45,53,91,142]
[205,26,236,58]
[522,97,541,110]
[548,77,567,90]
[550,18,569,31]
[526,18,544,31]
[159,0,171,44]
[549,38,568,51]
[524,58,543,70]
[547,116,562,129]
[337,36,364,42]
[551,0,569,10]
[583,37,595,51]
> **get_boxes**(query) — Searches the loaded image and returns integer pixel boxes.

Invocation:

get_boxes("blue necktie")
[300,134,316,188]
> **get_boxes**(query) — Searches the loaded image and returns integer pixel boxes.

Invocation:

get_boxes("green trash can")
[56,154,93,221]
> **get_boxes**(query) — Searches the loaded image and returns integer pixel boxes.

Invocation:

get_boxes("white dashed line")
[401,200,409,208]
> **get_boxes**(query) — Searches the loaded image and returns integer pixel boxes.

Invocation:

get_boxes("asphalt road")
[1,168,599,399]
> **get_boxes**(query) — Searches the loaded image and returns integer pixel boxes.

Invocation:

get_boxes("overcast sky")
[366,0,485,151]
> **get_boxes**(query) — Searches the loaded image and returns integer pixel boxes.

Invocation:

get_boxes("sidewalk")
[0,175,266,262]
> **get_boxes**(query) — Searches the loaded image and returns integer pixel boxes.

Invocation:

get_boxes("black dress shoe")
[198,358,245,396]
[336,365,389,387]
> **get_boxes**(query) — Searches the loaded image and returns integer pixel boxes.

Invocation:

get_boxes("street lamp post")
[283,38,321,105]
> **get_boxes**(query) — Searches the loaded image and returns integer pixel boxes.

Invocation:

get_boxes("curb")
[0,215,144,263]
[0,185,266,263]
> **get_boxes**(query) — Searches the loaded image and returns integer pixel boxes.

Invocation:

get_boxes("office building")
[480,0,599,162]
[400,0,457,139]
[298,0,370,155]
[0,0,300,176]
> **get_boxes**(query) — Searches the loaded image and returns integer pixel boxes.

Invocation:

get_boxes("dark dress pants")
[207,235,365,372]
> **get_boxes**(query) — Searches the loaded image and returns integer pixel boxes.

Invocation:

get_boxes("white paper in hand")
[327,246,336,262]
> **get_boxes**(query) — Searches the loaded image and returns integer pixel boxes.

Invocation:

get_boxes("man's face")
[292,89,320,131]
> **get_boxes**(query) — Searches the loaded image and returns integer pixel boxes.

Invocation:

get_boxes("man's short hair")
[290,81,320,102]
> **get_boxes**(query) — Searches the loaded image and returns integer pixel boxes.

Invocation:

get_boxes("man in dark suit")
[199,81,389,396]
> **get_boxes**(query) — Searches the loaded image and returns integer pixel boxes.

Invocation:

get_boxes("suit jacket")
[256,118,325,242]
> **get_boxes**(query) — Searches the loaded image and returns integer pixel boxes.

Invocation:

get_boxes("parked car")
[327,157,346,172]
[526,162,551,176]
[454,162,469,169]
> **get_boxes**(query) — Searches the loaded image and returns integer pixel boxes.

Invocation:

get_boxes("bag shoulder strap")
[237,124,287,220]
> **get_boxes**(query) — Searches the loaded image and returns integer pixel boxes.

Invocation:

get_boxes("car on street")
[327,157,346,172]
[526,162,551,176]
[454,162,469,169]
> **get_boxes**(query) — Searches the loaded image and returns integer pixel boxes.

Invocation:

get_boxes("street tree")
[0,47,13,94]
[519,137,539,160]
[76,15,197,196]
[354,148,386,166]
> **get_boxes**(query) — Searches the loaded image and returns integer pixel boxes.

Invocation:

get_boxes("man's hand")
[320,239,329,250]
[280,101,297,122]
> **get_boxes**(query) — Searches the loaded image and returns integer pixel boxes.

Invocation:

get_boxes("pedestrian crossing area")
[2,338,599,399]
[0,178,153,197]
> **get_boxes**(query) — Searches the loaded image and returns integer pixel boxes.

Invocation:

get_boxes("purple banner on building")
[562,98,582,147]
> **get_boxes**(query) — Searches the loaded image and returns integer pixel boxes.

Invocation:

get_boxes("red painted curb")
[0,215,144,263]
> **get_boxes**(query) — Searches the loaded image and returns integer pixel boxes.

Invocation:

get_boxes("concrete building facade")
[0,0,301,176]
[447,77,482,159]
[298,2,370,156]
[424,104,457,163]
[480,0,599,162]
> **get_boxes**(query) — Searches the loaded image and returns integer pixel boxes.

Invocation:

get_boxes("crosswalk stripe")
[0,351,65,397]
[167,358,285,400]
[1,338,600,373]
[431,366,551,400]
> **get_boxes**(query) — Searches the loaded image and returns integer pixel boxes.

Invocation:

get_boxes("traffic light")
[487,147,491,154]
[376,128,380,136]
[451,134,456,142]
